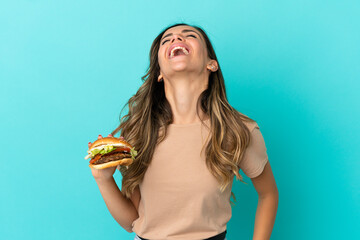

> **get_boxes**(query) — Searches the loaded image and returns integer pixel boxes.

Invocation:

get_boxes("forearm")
[252,194,279,240]
[95,177,139,232]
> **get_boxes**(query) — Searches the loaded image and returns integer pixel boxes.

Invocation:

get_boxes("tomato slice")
[89,154,101,164]
[112,147,131,153]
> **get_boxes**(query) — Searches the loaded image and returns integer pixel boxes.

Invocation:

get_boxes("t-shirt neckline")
[169,118,210,127]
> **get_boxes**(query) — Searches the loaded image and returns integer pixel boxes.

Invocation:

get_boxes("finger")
[107,134,113,137]
[98,134,103,139]
[88,142,92,147]
[119,136,124,140]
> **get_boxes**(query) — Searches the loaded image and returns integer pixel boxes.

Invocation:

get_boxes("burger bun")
[89,137,132,150]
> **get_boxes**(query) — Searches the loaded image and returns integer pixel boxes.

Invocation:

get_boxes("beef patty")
[93,152,132,165]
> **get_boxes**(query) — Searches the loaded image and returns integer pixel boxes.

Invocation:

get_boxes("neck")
[164,73,209,124]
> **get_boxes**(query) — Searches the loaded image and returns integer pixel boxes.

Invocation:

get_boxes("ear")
[206,60,218,72]
[158,72,163,82]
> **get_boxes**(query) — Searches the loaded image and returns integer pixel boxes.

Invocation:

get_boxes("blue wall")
[1,0,359,239]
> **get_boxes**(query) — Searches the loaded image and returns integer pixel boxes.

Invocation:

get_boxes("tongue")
[174,49,186,56]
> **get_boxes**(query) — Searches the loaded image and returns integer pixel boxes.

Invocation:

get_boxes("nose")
[170,33,184,43]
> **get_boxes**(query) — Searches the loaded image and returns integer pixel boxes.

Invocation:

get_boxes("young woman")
[89,23,278,240]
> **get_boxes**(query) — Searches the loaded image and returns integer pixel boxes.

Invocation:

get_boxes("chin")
[171,63,191,72]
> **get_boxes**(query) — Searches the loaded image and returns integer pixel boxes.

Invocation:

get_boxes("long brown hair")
[112,23,256,205]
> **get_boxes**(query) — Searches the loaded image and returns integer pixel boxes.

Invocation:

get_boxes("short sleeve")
[238,125,269,178]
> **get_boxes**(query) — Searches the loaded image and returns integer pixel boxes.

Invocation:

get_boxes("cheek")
[158,48,166,65]
[196,43,208,62]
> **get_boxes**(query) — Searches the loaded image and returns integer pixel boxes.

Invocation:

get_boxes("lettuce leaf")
[90,145,115,157]
[90,145,137,160]
[130,147,138,160]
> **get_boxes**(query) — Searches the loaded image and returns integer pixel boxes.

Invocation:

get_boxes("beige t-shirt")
[132,118,268,240]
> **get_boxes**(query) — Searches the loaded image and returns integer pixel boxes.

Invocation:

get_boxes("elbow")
[122,209,138,233]
[124,223,134,233]
[124,219,137,233]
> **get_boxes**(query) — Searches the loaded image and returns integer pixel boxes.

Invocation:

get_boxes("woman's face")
[158,25,210,77]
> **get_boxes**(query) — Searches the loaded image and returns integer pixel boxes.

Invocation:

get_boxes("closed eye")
[161,40,169,45]
[161,35,197,45]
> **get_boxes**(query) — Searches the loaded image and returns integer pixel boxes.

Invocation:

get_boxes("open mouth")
[169,46,190,59]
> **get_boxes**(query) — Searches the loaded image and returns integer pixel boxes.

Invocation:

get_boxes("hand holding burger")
[85,134,137,170]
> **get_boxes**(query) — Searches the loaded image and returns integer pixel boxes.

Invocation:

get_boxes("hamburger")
[85,136,137,169]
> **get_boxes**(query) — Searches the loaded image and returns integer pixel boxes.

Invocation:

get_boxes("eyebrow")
[161,29,201,42]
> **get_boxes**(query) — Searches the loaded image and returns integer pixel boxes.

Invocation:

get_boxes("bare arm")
[94,174,139,233]
[251,161,279,240]
[89,134,139,233]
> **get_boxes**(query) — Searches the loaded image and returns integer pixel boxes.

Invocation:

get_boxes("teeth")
[170,46,189,58]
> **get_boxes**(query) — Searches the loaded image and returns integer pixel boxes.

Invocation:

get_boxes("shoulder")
[240,114,264,147]
[244,121,259,132]
[240,113,259,133]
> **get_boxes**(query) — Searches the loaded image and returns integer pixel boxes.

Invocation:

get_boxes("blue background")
[1,0,359,239]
